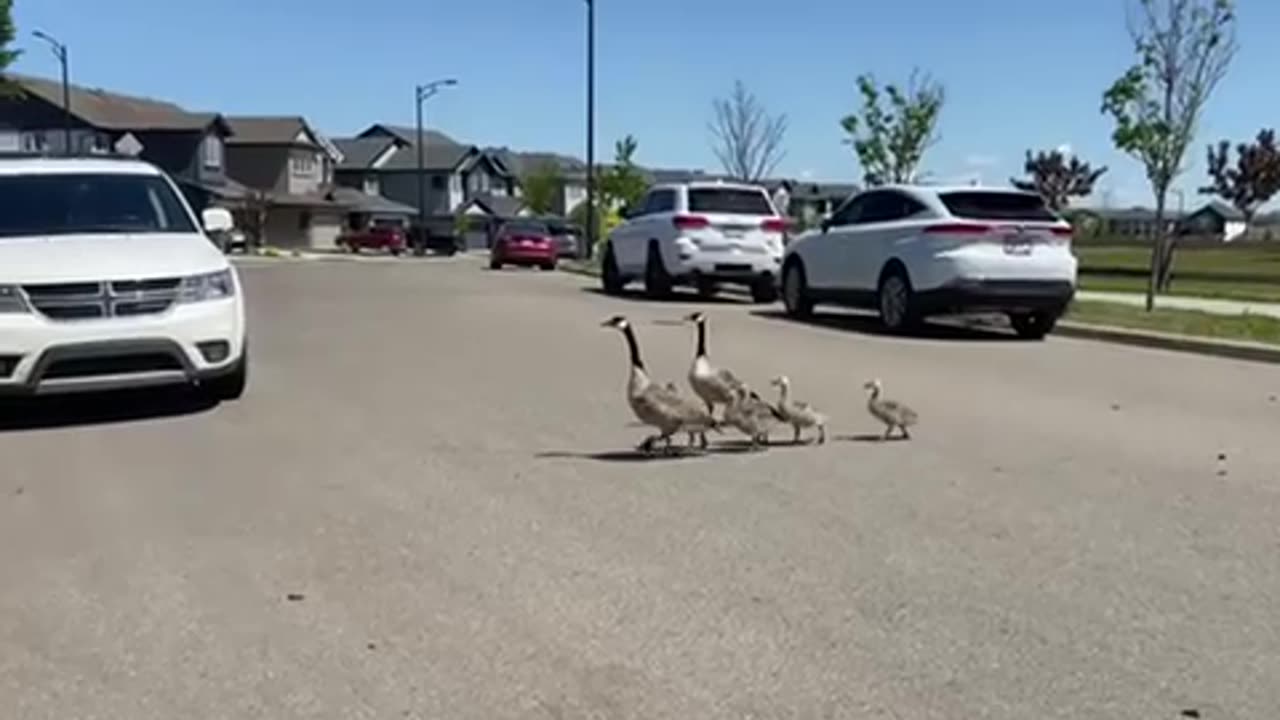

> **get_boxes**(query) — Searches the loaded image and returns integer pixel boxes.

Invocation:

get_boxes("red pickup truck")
[337,225,407,255]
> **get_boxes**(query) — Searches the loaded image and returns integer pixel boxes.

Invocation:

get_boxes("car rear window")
[503,220,549,235]
[687,188,774,215]
[938,191,1057,222]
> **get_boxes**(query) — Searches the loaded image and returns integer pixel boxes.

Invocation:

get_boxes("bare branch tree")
[708,80,788,182]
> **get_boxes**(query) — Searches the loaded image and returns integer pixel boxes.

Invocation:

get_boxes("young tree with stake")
[839,70,945,186]
[1100,0,1237,308]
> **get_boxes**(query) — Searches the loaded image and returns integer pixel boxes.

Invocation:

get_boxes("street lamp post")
[584,0,596,259]
[32,31,71,156]
[414,78,458,254]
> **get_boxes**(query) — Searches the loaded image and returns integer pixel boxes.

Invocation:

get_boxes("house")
[0,73,241,213]
[1178,201,1248,242]
[332,125,517,227]
[456,192,532,250]
[225,115,364,250]
[1091,207,1183,238]
[489,147,587,216]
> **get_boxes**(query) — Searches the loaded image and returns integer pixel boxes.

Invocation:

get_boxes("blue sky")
[11,0,1279,207]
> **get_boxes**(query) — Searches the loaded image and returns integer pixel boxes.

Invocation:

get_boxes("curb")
[1054,321,1280,365]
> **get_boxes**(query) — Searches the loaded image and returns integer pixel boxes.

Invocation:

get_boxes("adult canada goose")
[863,378,918,440]
[602,316,718,453]
[770,375,828,444]
[684,311,745,415]
[723,385,784,450]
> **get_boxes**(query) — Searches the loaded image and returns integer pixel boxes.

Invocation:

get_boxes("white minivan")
[780,185,1077,339]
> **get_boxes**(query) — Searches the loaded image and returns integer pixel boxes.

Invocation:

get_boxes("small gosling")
[770,375,828,444]
[863,378,918,440]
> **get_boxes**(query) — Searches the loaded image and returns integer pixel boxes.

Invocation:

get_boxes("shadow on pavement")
[833,433,912,443]
[536,440,783,463]
[0,388,218,432]
[750,309,1019,342]
[578,286,747,305]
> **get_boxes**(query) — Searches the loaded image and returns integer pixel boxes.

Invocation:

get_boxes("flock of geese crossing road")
[601,311,920,456]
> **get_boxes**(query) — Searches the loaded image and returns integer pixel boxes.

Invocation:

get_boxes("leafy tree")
[840,70,944,186]
[520,162,563,216]
[1200,129,1280,228]
[1100,0,1237,307]
[1010,150,1108,211]
[599,134,647,213]
[0,0,20,94]
[708,80,787,182]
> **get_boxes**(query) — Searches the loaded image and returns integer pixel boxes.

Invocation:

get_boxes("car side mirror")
[619,206,633,220]
[820,218,833,234]
[202,207,234,234]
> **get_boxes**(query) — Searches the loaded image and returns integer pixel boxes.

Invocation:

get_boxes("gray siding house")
[332,124,516,223]
[0,73,238,213]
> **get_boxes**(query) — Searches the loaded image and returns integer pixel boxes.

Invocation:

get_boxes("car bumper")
[672,250,782,283]
[915,279,1076,315]
[495,248,557,263]
[0,298,245,396]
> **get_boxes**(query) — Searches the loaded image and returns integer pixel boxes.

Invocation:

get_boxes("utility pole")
[414,78,457,254]
[32,31,71,155]
[584,0,596,258]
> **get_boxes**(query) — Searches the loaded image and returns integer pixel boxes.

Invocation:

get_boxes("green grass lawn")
[1074,244,1280,280]
[1066,300,1280,346]
[1077,274,1280,304]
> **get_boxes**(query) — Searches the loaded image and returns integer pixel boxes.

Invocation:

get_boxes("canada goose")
[863,378,918,440]
[770,375,828,444]
[602,315,718,453]
[723,385,784,450]
[683,311,745,415]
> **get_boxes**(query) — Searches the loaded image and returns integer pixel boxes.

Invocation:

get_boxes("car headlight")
[178,270,236,303]
[0,285,30,314]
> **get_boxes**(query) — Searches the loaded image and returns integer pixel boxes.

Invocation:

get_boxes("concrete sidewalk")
[1076,290,1280,319]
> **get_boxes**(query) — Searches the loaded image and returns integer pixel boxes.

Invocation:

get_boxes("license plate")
[722,229,744,239]
[1003,234,1032,255]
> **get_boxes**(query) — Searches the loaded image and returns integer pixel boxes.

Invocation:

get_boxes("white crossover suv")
[600,181,787,302]
[780,185,1077,339]
[0,157,248,399]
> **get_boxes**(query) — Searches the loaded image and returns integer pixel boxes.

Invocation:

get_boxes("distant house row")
[1069,202,1280,244]
[0,72,862,250]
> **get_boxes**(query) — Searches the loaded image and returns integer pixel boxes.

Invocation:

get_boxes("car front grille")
[42,353,184,380]
[22,278,182,322]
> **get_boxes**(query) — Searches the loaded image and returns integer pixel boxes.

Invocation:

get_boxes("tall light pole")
[32,31,71,156]
[584,0,596,258]
[415,78,458,253]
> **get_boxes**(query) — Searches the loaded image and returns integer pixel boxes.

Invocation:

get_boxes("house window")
[21,132,46,153]
[362,177,379,195]
[431,175,446,190]
[291,153,317,175]
[202,135,224,169]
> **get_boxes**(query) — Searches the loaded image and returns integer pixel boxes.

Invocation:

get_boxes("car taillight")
[761,218,789,233]
[923,222,993,236]
[1050,226,1073,241]
[673,214,710,231]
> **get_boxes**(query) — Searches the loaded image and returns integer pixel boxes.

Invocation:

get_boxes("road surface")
[2,259,1277,719]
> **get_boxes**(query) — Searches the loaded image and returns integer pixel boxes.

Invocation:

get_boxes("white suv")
[780,185,1077,339]
[600,181,787,302]
[0,157,248,399]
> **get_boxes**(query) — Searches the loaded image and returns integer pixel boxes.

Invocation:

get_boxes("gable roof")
[1193,199,1247,222]
[464,192,526,218]
[332,134,475,171]
[357,124,461,147]
[225,116,315,146]
[488,147,586,177]
[4,73,227,133]
[333,136,401,169]
[326,186,417,216]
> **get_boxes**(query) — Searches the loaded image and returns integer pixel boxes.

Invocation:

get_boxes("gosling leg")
[698,432,709,450]
[817,425,826,445]
[899,425,911,440]
[882,425,893,441]
[792,425,801,445]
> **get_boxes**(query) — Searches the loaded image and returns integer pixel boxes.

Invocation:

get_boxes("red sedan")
[489,219,558,270]
[338,225,406,255]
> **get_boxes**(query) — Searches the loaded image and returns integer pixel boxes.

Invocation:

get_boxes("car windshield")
[503,220,549,235]
[0,172,198,238]
[687,188,774,215]
[938,191,1058,222]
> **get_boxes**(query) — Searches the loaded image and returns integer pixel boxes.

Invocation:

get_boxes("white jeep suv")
[780,185,1077,339]
[0,157,248,399]
[600,181,787,302]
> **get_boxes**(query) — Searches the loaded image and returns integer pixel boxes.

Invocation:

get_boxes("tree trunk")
[1146,190,1166,312]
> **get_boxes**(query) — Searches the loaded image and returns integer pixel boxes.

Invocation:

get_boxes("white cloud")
[1056,143,1073,156]
[799,169,814,180]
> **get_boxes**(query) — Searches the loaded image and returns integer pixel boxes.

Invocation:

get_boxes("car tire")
[540,262,556,271]
[643,243,673,299]
[601,245,625,295]
[489,259,503,270]
[695,276,718,299]
[203,348,248,402]
[1009,311,1058,340]
[877,265,919,333]
[781,260,814,318]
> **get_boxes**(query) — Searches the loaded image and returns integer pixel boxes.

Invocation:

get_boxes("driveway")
[1,260,1277,719]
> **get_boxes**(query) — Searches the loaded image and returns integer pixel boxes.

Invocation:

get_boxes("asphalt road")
[2,257,1278,720]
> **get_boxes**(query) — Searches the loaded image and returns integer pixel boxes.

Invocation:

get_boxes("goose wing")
[882,399,918,425]
[648,383,715,424]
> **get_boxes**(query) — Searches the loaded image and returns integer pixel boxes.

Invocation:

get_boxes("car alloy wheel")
[879,274,910,330]
[782,263,811,317]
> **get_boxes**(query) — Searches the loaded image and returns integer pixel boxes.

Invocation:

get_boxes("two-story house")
[332,124,516,226]
[0,73,240,213]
